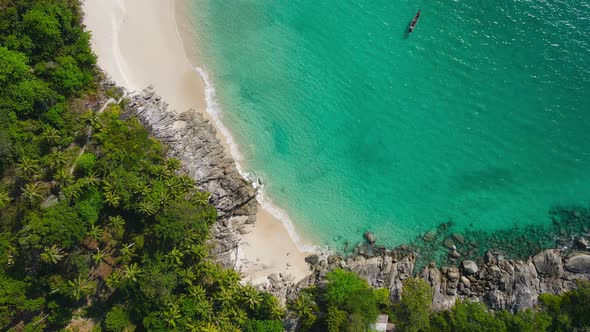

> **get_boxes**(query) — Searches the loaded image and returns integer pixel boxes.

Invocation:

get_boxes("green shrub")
[449,301,507,332]
[105,305,131,332]
[76,152,96,174]
[325,269,370,306]
[244,319,284,332]
[323,269,380,332]
[74,186,103,225]
[395,278,433,332]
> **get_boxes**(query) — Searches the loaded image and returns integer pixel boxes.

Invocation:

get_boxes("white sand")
[238,209,312,285]
[82,0,312,284]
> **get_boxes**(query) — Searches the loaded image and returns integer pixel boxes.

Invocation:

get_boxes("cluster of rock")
[298,232,590,311]
[126,86,257,268]
[260,272,299,301]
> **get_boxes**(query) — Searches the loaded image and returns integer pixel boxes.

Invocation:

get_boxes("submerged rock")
[443,238,456,250]
[452,233,465,244]
[423,229,437,242]
[449,250,461,259]
[364,231,376,245]
[575,237,588,249]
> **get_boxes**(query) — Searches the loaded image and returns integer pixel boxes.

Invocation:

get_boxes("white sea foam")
[194,67,245,164]
[256,189,321,253]
[194,67,320,254]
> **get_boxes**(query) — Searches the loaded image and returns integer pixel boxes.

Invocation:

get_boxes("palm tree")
[178,267,196,285]
[87,225,102,241]
[138,200,157,216]
[137,159,151,173]
[165,177,181,192]
[123,263,141,283]
[81,111,102,130]
[120,242,135,258]
[160,190,172,206]
[184,318,201,332]
[200,322,220,332]
[17,157,40,179]
[22,183,44,205]
[214,286,235,308]
[167,247,184,266]
[54,168,73,187]
[40,245,65,264]
[188,285,206,300]
[197,261,221,286]
[161,304,182,328]
[215,310,231,329]
[102,179,115,192]
[135,183,152,198]
[169,186,185,201]
[241,285,262,311]
[0,191,11,209]
[193,191,210,206]
[186,243,207,262]
[194,298,214,322]
[266,296,285,320]
[227,307,248,326]
[217,269,240,288]
[288,292,318,322]
[108,215,125,232]
[104,191,121,208]
[105,270,123,289]
[92,247,107,264]
[166,158,181,173]
[220,323,242,332]
[49,151,67,170]
[178,175,195,191]
[150,165,169,181]
[66,275,96,300]
[83,171,100,187]
[63,183,82,200]
[43,127,61,145]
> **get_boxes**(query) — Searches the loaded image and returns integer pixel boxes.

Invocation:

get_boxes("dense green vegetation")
[288,274,590,332]
[1,0,589,331]
[0,1,282,330]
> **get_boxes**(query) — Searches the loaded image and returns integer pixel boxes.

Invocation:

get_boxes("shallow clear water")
[188,0,590,248]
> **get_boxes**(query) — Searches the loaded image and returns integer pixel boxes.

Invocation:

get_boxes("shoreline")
[172,1,320,255]
[82,0,315,284]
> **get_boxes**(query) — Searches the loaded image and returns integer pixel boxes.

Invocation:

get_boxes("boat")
[408,10,421,33]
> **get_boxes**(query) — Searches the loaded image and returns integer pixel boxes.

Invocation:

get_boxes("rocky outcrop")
[533,249,563,277]
[127,86,258,268]
[301,246,590,312]
[462,260,479,275]
[565,253,590,274]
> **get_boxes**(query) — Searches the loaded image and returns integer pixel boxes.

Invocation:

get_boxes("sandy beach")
[82,0,312,284]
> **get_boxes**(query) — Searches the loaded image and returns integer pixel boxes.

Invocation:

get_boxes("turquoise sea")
[188,0,590,249]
